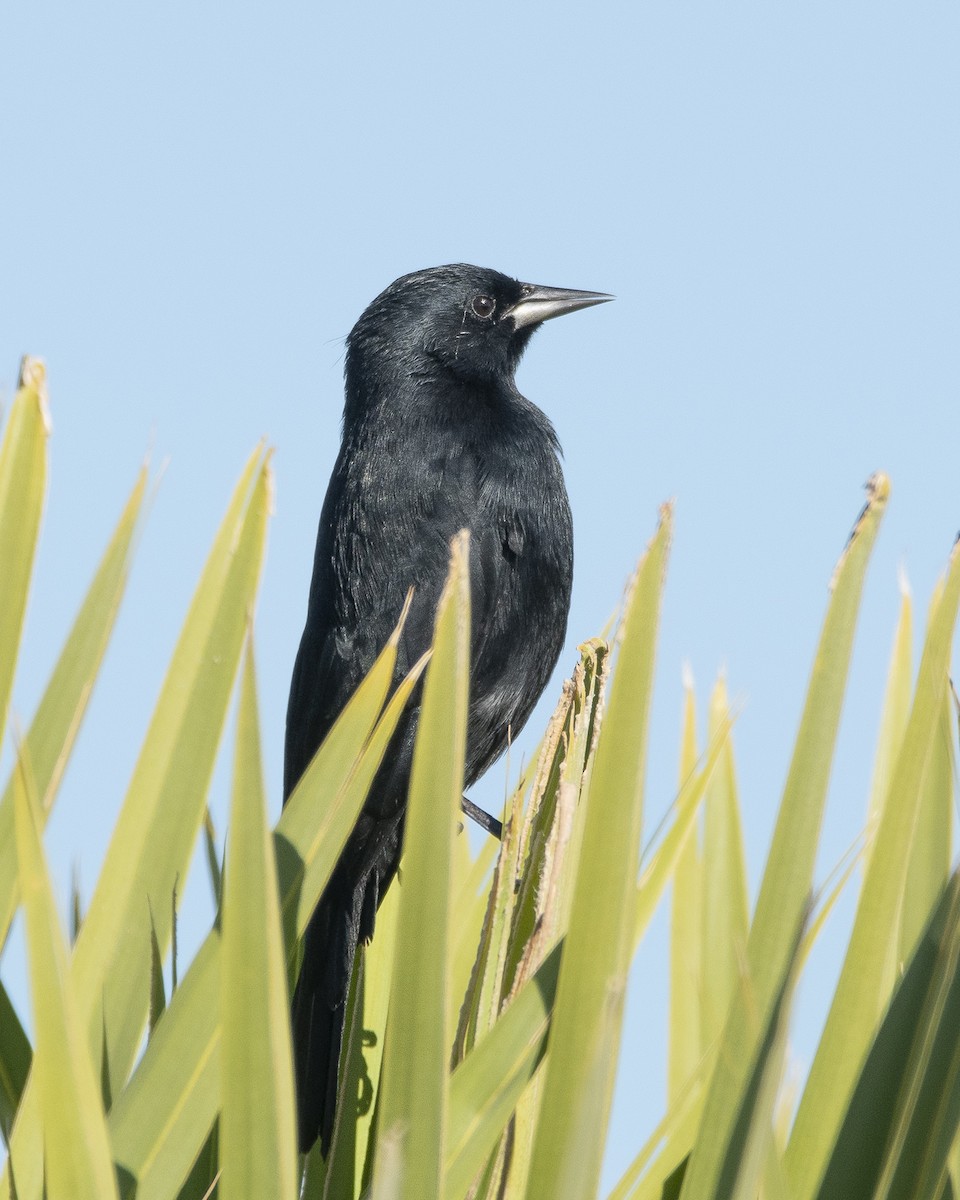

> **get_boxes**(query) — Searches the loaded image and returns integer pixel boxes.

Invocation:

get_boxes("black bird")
[285,263,610,1154]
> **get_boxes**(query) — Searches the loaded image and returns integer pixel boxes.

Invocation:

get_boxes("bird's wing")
[284,438,528,800]
[284,449,470,799]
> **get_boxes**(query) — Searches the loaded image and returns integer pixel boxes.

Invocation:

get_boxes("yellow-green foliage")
[1,362,958,1200]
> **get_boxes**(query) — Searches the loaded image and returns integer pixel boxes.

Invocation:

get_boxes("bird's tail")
[291,813,401,1156]
[291,882,354,1155]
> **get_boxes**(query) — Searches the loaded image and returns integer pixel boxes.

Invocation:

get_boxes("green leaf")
[459,740,548,1067]
[815,872,960,1200]
[202,809,223,917]
[321,875,402,1199]
[900,681,954,962]
[699,676,749,1050]
[680,473,887,1198]
[277,630,423,951]
[679,911,807,1200]
[171,882,180,995]
[13,746,119,1200]
[668,672,702,1103]
[606,711,734,1200]
[442,645,608,1199]
[76,446,270,1094]
[112,931,221,1200]
[0,460,145,953]
[71,865,84,945]
[0,979,31,1140]
[606,1050,708,1200]
[787,533,960,1197]
[489,644,612,1199]
[523,506,671,1200]
[0,359,48,745]
[176,1123,219,1200]
[372,532,471,1200]
[2,446,270,1200]
[864,580,913,875]
[220,640,297,1200]
[445,943,560,1200]
[636,707,731,952]
[147,904,166,1037]
[108,623,425,1200]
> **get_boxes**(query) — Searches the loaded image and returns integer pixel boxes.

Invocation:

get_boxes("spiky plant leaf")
[13,748,118,1200]
[220,641,297,1200]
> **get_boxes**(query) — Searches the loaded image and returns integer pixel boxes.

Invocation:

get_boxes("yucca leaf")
[170,881,180,995]
[864,579,913,874]
[814,872,960,1200]
[72,447,271,1097]
[442,645,607,1199]
[523,506,671,1200]
[787,532,960,1196]
[13,747,119,1200]
[669,672,702,1103]
[606,1047,709,1200]
[492,643,612,1199]
[680,912,807,1200]
[108,622,425,1200]
[0,464,146,953]
[900,681,954,961]
[680,473,887,1198]
[319,873,402,1199]
[220,640,297,1200]
[0,359,48,748]
[202,809,223,917]
[70,866,84,945]
[147,903,166,1037]
[176,1123,219,1200]
[608,712,734,1200]
[444,942,561,1200]
[372,533,470,1200]
[0,979,31,1141]
[636,708,731,952]
[762,1143,791,1200]
[2,447,270,1200]
[355,876,401,1185]
[617,1107,701,1200]
[699,676,749,1050]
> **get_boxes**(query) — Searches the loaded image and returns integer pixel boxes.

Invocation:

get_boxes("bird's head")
[345,264,611,401]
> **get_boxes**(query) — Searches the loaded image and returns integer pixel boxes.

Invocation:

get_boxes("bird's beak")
[507,284,614,330]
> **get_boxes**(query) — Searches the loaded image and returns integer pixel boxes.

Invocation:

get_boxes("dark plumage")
[285,263,610,1154]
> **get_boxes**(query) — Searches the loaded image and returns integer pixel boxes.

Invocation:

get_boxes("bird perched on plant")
[285,263,610,1154]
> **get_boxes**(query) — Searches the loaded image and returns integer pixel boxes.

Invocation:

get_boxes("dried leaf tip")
[449,527,471,560]
[864,470,890,506]
[830,470,890,590]
[388,587,416,648]
[443,528,471,603]
[681,660,695,692]
[263,448,277,517]
[18,355,51,433]
[897,561,911,599]
[17,355,45,392]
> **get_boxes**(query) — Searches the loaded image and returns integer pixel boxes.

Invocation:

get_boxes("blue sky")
[2,2,959,1190]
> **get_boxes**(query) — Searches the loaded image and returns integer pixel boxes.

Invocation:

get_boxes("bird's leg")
[460,795,503,840]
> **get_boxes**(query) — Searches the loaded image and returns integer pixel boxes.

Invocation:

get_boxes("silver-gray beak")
[507,284,613,330]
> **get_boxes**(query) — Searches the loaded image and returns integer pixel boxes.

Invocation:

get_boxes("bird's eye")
[471,294,496,319]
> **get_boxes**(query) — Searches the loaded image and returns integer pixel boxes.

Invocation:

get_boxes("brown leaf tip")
[17,356,46,392]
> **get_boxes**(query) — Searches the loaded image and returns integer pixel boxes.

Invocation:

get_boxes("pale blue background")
[2,2,959,1190]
